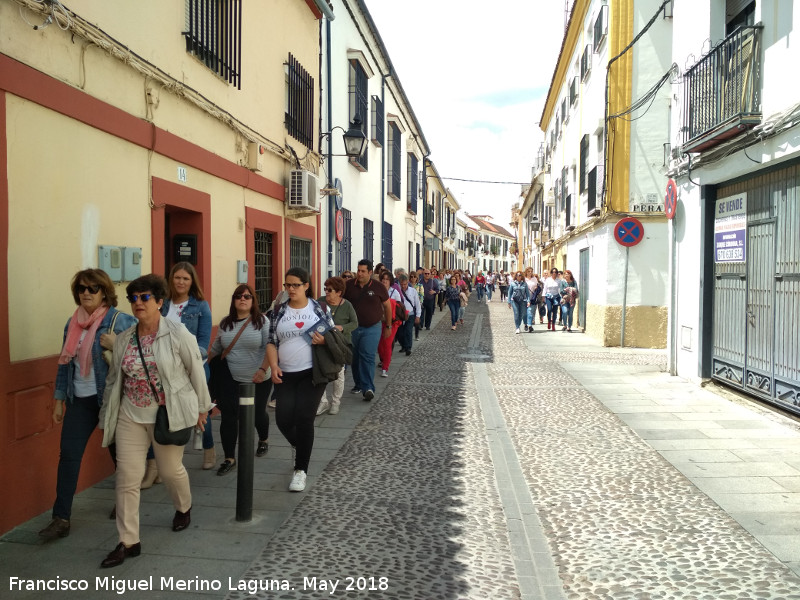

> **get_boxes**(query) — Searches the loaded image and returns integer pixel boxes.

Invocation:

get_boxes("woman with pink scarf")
[39,269,135,542]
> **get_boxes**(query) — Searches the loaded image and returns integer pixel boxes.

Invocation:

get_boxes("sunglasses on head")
[233,293,253,300]
[127,293,153,303]
[283,282,303,289]
[77,284,101,294]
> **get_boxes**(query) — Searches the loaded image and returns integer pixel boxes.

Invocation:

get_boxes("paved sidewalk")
[2,295,800,599]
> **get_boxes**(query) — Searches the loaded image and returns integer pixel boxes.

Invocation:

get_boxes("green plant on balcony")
[490,244,499,255]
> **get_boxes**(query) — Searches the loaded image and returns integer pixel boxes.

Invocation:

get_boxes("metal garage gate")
[712,162,800,415]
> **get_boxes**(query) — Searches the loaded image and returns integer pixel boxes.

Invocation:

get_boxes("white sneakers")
[381,369,388,377]
[316,399,330,416]
[289,470,306,492]
[328,403,340,415]
[515,328,520,334]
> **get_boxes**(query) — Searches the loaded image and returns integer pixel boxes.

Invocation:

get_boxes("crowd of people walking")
[39,259,579,567]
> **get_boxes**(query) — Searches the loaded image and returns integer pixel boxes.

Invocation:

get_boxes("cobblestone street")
[232,298,800,599]
[3,296,800,599]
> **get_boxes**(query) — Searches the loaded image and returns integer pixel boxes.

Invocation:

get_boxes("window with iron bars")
[349,60,368,171]
[285,54,314,148]
[363,219,374,262]
[371,95,384,147]
[289,237,312,274]
[254,230,273,311]
[580,135,589,193]
[388,123,402,199]
[336,208,352,275]
[183,0,242,89]
[407,154,418,213]
[381,222,393,272]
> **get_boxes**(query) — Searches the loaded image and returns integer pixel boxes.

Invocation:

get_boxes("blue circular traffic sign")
[614,217,644,247]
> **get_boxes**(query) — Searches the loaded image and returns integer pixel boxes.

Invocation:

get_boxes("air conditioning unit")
[288,170,320,212]
[545,188,555,207]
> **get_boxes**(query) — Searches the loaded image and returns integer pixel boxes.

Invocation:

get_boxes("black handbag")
[207,317,251,403]
[135,331,193,446]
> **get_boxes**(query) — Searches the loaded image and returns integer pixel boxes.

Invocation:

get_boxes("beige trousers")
[114,411,192,545]
[324,366,346,408]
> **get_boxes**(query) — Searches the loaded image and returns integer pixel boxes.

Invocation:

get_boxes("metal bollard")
[236,382,255,522]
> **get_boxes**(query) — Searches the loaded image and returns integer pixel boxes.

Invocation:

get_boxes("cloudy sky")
[363,0,569,226]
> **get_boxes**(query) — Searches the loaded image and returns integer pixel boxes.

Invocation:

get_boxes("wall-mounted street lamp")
[530,217,541,232]
[321,116,368,159]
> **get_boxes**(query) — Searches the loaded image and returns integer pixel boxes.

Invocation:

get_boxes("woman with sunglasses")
[208,285,272,476]
[315,276,357,416]
[98,274,211,568]
[39,269,136,542]
[266,267,335,492]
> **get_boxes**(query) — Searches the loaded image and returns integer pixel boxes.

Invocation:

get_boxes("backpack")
[394,299,408,322]
[512,284,526,303]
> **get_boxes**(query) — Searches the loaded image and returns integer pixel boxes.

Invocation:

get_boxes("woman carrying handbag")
[208,285,272,476]
[98,274,211,568]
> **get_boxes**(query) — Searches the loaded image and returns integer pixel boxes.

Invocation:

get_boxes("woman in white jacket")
[98,274,212,568]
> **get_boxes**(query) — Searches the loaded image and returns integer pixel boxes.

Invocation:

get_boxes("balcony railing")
[683,25,762,153]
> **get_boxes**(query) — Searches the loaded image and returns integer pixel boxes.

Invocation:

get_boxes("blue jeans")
[53,395,109,520]
[561,304,575,329]
[486,285,494,300]
[351,322,382,393]
[476,284,485,302]
[447,299,460,326]
[510,301,527,329]
[546,295,560,325]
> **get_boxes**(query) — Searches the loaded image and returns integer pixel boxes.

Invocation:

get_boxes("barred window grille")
[382,222,393,272]
[184,0,242,89]
[285,54,314,148]
[388,123,401,199]
[406,154,418,213]
[587,167,597,214]
[289,237,312,274]
[580,135,589,193]
[349,61,369,171]
[254,230,274,311]
[363,219,374,262]
[336,208,352,275]
[371,95,384,147]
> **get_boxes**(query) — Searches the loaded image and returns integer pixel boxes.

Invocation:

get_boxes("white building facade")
[667,0,800,415]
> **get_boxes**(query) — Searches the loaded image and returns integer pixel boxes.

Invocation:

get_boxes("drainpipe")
[422,154,429,268]
[325,17,334,279]
[380,73,388,266]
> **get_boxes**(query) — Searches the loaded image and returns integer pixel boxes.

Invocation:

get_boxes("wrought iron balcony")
[682,25,762,153]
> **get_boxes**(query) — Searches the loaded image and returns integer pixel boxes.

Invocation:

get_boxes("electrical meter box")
[237,260,248,284]
[123,247,142,281]
[174,234,197,265]
[98,245,123,282]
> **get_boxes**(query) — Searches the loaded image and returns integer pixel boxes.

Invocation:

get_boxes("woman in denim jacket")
[507,271,530,334]
[161,262,214,470]
[39,269,136,542]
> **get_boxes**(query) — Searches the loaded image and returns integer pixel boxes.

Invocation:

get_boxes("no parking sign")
[665,179,677,220]
[614,217,644,247]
